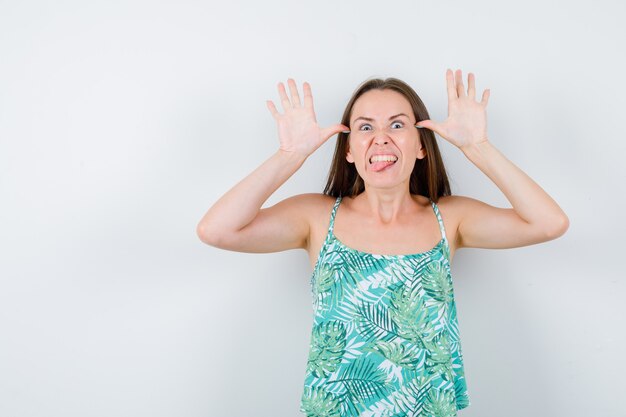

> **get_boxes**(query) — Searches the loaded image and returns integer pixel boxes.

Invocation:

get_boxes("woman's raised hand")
[416,69,491,151]
[266,79,349,159]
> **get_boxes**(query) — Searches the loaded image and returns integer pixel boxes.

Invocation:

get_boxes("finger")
[266,100,279,119]
[446,69,457,101]
[455,69,466,97]
[288,78,301,107]
[481,89,490,107]
[468,72,476,100]
[415,120,436,131]
[321,124,350,140]
[303,82,314,110]
[277,82,291,111]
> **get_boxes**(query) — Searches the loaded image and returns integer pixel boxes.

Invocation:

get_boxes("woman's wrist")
[276,148,309,165]
[460,139,492,161]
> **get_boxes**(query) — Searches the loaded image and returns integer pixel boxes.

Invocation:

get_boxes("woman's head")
[323,77,451,201]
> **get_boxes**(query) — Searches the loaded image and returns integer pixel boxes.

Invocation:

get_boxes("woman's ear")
[346,138,355,163]
[346,147,354,163]
[416,141,427,160]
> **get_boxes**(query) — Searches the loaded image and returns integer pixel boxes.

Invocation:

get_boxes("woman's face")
[346,89,426,187]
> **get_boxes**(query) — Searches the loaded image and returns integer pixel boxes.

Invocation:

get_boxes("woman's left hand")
[416,69,490,150]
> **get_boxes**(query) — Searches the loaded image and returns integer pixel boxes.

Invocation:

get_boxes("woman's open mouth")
[369,155,398,172]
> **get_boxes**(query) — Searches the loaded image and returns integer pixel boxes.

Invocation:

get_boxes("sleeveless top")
[300,196,470,417]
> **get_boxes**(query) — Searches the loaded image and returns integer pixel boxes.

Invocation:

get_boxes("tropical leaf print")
[302,197,471,415]
[357,268,400,294]
[388,283,436,348]
[422,261,454,304]
[335,245,390,282]
[300,386,342,417]
[361,374,432,416]
[370,339,423,371]
[424,332,454,379]
[329,356,393,413]
[313,262,335,299]
[444,301,461,342]
[355,300,399,343]
[307,321,347,378]
[341,335,368,362]
[452,371,470,410]
[423,388,457,417]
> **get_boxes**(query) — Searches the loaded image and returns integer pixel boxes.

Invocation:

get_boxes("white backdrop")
[1,1,624,416]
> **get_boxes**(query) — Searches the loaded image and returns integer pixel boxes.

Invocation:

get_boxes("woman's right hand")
[266,79,349,159]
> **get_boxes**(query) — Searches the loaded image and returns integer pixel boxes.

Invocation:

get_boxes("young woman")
[197,69,569,416]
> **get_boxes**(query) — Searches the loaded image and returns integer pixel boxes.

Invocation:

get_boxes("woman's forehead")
[351,89,413,121]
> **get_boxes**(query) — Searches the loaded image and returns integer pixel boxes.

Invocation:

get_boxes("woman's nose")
[373,129,391,143]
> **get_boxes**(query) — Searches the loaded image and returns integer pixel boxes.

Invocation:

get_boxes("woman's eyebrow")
[352,113,410,123]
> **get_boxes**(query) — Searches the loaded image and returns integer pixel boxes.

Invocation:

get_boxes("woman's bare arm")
[418,69,569,249]
[196,150,309,251]
[456,142,568,249]
[196,79,348,253]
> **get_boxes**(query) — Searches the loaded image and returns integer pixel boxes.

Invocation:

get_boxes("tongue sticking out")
[370,160,396,172]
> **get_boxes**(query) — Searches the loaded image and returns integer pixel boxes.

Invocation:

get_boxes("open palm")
[416,69,490,150]
[266,79,348,159]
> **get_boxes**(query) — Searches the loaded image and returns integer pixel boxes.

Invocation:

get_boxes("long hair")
[323,77,452,202]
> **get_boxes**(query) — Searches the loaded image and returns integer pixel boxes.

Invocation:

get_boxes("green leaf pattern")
[308,321,348,378]
[302,196,470,416]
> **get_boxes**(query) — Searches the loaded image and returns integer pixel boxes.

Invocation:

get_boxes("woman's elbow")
[547,214,570,239]
[196,222,221,247]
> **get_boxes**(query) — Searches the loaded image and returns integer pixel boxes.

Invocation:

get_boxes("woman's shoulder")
[280,194,339,238]
[434,194,488,224]
[281,193,337,219]
[287,192,337,205]
[436,194,485,209]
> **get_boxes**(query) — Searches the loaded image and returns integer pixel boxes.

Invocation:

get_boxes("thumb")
[321,124,350,140]
[415,120,436,131]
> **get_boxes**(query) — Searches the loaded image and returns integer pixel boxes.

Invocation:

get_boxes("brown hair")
[323,77,452,202]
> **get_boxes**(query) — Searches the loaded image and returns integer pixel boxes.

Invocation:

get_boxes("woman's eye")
[359,124,372,131]
[391,121,404,128]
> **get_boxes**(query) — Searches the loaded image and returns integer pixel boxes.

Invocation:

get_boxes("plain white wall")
[1,0,624,416]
